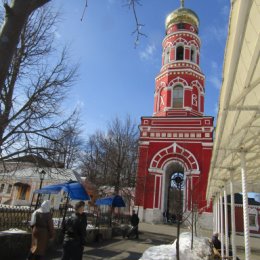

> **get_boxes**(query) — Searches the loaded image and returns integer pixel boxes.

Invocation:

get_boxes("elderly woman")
[27,200,55,260]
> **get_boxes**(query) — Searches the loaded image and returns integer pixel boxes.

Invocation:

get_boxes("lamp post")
[35,170,46,209]
[172,172,184,260]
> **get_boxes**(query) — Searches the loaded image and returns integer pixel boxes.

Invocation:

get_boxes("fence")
[0,204,131,231]
[0,204,32,231]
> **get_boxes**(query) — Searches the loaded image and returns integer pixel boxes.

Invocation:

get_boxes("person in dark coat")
[27,200,55,260]
[212,232,221,253]
[61,201,87,260]
[128,210,139,239]
[212,232,240,260]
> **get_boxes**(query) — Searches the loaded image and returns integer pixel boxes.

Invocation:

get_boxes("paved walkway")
[46,225,175,260]
[43,223,260,260]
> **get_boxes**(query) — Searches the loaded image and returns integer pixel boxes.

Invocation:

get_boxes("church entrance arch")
[149,142,200,218]
[165,162,184,223]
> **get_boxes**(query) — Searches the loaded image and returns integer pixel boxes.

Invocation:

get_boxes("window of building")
[172,85,183,108]
[177,23,185,29]
[18,186,27,200]
[164,47,171,65]
[248,208,259,231]
[176,45,184,60]
[0,184,4,193]
[249,214,256,227]
[7,184,12,194]
[190,46,196,63]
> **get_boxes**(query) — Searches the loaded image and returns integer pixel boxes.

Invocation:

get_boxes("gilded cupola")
[165,0,199,30]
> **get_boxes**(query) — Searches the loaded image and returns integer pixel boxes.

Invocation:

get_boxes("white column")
[230,171,237,260]
[217,195,220,233]
[220,192,224,259]
[224,187,229,258]
[241,152,251,260]
[213,197,216,232]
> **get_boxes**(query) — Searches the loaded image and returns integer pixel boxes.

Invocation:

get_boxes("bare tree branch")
[80,0,88,22]
[0,5,78,164]
[127,0,147,47]
[81,116,138,193]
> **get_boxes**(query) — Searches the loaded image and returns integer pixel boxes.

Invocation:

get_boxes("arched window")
[176,45,184,60]
[164,47,171,65]
[172,85,183,108]
[190,46,196,63]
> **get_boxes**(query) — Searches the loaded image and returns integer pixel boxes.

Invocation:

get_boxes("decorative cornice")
[163,31,201,46]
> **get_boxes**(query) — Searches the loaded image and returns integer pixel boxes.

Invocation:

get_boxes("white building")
[0,166,76,207]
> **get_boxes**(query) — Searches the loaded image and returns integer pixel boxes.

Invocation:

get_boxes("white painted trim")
[149,142,200,171]
[202,143,214,147]
[139,141,150,145]
[156,68,205,80]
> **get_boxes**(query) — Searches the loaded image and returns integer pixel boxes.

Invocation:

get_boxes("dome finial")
[180,0,184,8]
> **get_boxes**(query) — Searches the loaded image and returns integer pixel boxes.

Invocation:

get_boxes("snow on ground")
[139,232,213,260]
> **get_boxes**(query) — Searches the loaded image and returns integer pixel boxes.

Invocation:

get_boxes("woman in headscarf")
[27,200,55,260]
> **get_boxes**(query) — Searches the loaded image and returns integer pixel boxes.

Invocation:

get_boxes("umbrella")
[95,195,125,207]
[34,181,90,200]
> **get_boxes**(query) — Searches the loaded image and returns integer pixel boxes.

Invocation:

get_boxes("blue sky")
[52,0,230,136]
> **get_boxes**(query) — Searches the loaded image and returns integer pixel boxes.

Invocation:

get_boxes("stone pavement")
[46,224,175,260]
[44,222,260,260]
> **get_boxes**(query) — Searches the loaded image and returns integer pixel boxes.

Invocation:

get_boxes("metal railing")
[0,204,131,231]
[0,204,32,231]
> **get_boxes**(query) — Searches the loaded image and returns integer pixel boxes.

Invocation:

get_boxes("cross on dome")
[180,0,184,8]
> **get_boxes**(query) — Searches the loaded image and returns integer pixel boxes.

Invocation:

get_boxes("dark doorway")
[167,171,184,223]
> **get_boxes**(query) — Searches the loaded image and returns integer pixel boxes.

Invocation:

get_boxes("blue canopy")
[34,181,90,201]
[95,195,125,207]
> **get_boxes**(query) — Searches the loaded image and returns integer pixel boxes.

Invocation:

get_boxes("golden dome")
[165,7,199,29]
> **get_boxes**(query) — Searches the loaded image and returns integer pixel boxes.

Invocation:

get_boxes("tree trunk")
[0,0,49,94]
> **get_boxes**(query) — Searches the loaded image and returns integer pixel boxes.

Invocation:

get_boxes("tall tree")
[44,112,84,169]
[0,5,77,164]
[81,116,139,194]
[0,0,144,97]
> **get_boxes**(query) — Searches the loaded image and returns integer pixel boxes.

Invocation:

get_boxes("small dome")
[165,7,199,29]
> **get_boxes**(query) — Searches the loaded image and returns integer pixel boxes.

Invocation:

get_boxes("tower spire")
[180,0,184,8]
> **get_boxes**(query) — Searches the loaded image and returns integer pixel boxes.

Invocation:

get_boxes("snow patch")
[140,232,213,260]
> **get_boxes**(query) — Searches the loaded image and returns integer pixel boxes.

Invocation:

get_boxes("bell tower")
[135,1,214,228]
[154,0,204,117]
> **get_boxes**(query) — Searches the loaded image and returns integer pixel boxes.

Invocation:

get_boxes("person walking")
[61,200,87,260]
[27,200,55,260]
[128,210,139,239]
[163,209,169,224]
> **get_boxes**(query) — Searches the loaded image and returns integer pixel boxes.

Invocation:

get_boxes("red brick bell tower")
[135,1,214,226]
